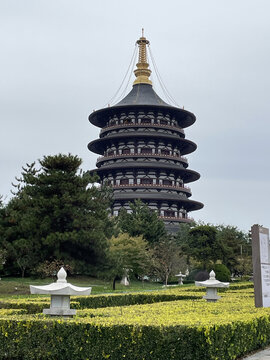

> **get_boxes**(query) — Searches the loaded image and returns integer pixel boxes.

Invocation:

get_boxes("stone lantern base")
[203,287,221,302]
[43,295,76,317]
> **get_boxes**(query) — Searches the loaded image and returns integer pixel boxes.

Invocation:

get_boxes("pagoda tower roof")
[89,31,196,129]
[115,83,169,107]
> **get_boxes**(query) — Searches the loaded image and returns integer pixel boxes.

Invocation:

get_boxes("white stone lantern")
[30,267,92,316]
[195,270,229,302]
[120,268,130,286]
[175,271,186,285]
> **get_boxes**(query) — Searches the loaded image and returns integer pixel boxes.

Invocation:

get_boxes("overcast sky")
[1,0,269,232]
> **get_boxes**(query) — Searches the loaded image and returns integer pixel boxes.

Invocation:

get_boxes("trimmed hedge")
[0,299,80,314]
[0,314,270,359]
[0,284,267,360]
[0,291,201,313]
[0,283,253,313]
[75,291,201,309]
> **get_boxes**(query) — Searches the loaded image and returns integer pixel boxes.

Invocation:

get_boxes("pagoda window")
[123,118,132,124]
[141,148,152,154]
[141,118,151,124]
[110,120,116,126]
[160,119,168,125]
[122,148,131,155]
[164,210,175,217]
[120,178,129,185]
[161,149,170,155]
[107,150,114,156]
[141,178,153,185]
[163,179,172,186]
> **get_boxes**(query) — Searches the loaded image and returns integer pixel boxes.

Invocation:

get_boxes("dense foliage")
[107,233,151,289]
[116,199,166,243]
[177,223,251,278]
[1,285,270,360]
[211,263,231,282]
[0,154,113,276]
[0,153,252,282]
[151,236,182,285]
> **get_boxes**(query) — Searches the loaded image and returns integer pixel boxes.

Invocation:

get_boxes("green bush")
[0,291,201,314]
[211,264,231,282]
[183,280,194,284]
[0,299,80,314]
[75,291,200,309]
[0,283,254,312]
[0,314,269,359]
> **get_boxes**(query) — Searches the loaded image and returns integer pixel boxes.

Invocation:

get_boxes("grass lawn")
[0,276,167,297]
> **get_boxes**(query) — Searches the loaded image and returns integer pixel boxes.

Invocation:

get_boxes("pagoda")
[88,33,203,232]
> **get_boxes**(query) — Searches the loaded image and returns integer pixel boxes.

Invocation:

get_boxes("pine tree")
[2,154,113,276]
[182,225,221,270]
[116,200,166,244]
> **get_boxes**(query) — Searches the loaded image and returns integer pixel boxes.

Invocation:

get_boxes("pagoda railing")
[97,153,188,164]
[111,183,191,193]
[100,122,184,135]
[159,216,194,223]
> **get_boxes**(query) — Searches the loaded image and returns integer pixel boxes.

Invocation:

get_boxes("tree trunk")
[165,273,168,287]
[113,276,117,291]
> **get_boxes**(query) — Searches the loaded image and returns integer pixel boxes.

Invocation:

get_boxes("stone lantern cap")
[30,267,92,296]
[195,270,229,288]
[175,272,186,277]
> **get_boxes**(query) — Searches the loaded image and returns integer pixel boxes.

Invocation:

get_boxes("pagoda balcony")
[159,216,194,223]
[97,153,188,165]
[100,122,185,136]
[111,183,191,195]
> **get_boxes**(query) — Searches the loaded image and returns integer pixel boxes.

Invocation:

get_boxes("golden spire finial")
[133,30,152,85]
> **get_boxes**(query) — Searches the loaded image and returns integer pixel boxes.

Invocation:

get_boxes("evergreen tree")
[216,225,251,275]
[182,225,222,270]
[1,154,113,276]
[116,200,166,244]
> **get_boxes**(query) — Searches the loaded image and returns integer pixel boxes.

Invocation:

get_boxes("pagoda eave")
[89,163,200,183]
[89,104,196,129]
[88,133,197,156]
[112,192,204,211]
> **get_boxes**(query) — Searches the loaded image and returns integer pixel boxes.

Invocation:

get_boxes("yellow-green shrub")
[0,298,80,313]
[0,287,269,360]
[0,283,253,314]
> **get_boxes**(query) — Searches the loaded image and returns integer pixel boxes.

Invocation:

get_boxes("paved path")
[242,347,270,359]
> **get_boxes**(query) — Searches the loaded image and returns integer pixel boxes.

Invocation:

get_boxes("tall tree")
[107,233,151,290]
[116,200,166,244]
[1,154,113,276]
[182,225,222,270]
[216,225,251,275]
[151,236,181,286]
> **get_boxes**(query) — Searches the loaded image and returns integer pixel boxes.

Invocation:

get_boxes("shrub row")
[0,285,266,360]
[180,281,254,293]
[0,312,270,360]
[75,291,201,309]
[0,291,201,313]
[0,283,253,313]
[0,299,80,314]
